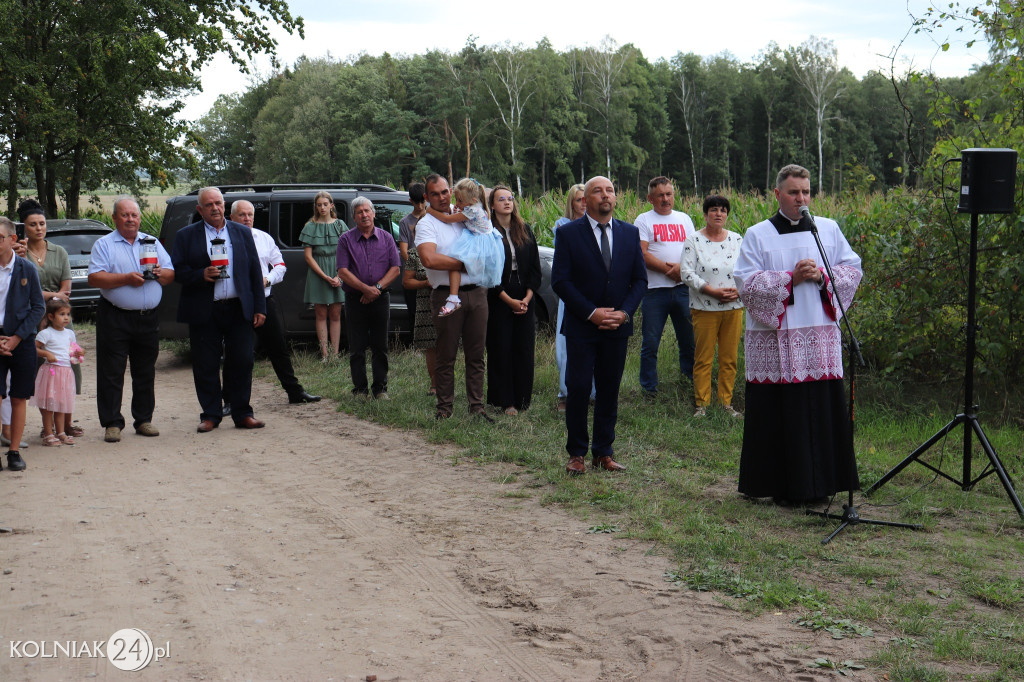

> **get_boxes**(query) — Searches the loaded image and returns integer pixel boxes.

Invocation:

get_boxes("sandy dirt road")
[0,332,878,681]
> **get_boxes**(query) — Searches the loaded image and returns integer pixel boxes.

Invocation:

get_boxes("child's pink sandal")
[438,301,462,318]
[41,434,62,447]
[57,432,75,445]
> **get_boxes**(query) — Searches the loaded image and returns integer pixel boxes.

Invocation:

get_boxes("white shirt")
[36,327,77,367]
[681,231,744,311]
[87,230,172,310]
[0,255,14,326]
[250,228,286,297]
[414,212,486,289]
[635,208,694,289]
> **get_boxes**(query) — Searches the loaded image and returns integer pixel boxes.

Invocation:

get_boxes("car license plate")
[71,267,88,279]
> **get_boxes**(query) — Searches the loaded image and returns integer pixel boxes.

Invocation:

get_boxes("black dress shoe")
[288,391,321,404]
[473,411,495,423]
[6,450,26,471]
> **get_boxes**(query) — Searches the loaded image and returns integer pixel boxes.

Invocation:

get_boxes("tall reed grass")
[520,187,895,248]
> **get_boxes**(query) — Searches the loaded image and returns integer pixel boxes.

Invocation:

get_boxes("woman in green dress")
[18,199,80,439]
[300,191,346,360]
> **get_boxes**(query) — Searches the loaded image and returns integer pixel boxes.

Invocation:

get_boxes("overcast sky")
[181,0,988,120]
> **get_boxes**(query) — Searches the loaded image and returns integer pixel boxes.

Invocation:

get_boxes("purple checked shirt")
[336,227,400,294]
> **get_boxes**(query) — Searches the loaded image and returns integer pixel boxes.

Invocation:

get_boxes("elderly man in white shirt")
[229,200,319,406]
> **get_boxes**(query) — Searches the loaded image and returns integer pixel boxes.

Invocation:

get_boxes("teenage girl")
[299,191,346,360]
[426,178,504,316]
[31,299,83,446]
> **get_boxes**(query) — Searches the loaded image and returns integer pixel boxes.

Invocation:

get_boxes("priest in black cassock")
[733,164,862,505]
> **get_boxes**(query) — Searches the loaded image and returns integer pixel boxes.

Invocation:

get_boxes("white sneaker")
[693,407,706,418]
[724,405,743,418]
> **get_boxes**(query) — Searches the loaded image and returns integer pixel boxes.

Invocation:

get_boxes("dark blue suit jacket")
[551,216,647,339]
[3,256,45,341]
[171,220,266,324]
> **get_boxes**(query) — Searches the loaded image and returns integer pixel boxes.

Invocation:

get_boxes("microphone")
[799,205,818,232]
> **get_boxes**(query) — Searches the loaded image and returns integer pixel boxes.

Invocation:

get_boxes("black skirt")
[738,378,859,502]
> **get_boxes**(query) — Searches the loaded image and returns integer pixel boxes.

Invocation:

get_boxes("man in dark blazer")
[551,176,647,475]
[171,187,267,433]
[0,217,45,471]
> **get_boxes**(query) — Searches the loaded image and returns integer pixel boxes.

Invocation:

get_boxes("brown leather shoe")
[196,420,218,433]
[593,455,626,472]
[235,416,265,429]
[565,455,586,475]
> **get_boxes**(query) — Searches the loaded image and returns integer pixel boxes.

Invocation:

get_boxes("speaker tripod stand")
[865,211,1023,517]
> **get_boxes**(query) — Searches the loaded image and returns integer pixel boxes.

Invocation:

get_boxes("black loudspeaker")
[958,148,1018,214]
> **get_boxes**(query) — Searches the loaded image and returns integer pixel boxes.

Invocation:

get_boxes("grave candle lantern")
[210,238,231,279]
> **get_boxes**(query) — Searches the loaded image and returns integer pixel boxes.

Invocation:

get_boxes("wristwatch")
[374,283,383,292]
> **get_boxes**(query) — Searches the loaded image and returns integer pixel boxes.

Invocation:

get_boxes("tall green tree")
[786,36,843,192]
[581,36,636,181]
[754,44,787,190]
[672,53,740,194]
[252,58,341,182]
[622,53,668,193]
[789,36,845,194]
[485,43,535,196]
[196,75,283,185]
[523,39,584,193]
[0,0,302,217]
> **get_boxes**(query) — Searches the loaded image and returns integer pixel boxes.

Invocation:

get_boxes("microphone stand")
[800,208,923,543]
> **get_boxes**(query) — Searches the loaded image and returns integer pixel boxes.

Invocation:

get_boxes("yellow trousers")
[690,308,744,408]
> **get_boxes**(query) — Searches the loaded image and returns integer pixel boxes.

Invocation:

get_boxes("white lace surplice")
[733,216,862,384]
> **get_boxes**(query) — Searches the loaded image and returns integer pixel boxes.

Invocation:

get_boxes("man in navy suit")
[172,187,267,433]
[0,217,45,471]
[551,176,647,474]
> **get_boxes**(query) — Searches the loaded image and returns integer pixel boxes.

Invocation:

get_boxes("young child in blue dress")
[427,178,504,317]
[31,299,83,446]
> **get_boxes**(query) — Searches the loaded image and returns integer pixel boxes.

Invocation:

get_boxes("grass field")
[258,329,1024,682]
[13,185,179,216]
[86,186,178,215]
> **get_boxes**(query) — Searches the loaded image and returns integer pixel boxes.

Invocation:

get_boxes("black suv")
[157,184,556,341]
[14,218,112,317]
